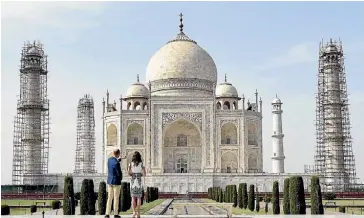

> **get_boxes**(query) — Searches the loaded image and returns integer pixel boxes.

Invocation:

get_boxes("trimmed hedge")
[87,179,96,215]
[310,176,324,214]
[265,202,268,214]
[283,178,290,214]
[75,192,81,200]
[248,184,255,211]
[1,205,10,215]
[238,183,243,208]
[232,185,237,207]
[30,205,37,213]
[63,175,76,215]
[51,200,61,210]
[98,181,107,215]
[289,176,306,214]
[80,179,89,215]
[272,181,280,214]
[339,206,346,213]
[242,183,248,209]
[255,191,260,212]
[323,192,336,200]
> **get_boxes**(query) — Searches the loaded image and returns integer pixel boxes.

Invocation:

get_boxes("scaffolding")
[314,39,358,192]
[74,94,96,174]
[12,41,50,186]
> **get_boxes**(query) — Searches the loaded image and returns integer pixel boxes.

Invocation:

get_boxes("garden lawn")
[201,199,273,215]
[118,199,165,215]
[1,199,54,206]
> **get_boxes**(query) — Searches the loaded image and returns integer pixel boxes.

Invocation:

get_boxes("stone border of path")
[145,199,173,215]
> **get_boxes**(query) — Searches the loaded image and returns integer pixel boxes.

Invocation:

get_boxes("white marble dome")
[125,76,149,98]
[216,82,238,98]
[146,32,217,84]
[272,96,282,104]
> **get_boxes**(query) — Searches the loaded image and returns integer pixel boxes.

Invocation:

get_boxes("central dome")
[146,32,217,84]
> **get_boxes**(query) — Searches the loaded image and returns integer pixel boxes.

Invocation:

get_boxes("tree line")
[208,175,325,214]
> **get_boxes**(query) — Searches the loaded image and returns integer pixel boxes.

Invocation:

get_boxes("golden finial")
[179,13,184,33]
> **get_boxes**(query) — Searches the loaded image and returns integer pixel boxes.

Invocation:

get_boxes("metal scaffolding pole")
[314,39,358,192]
[74,94,96,174]
[12,41,50,186]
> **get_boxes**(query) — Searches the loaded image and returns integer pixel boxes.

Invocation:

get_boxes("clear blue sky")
[1,1,364,184]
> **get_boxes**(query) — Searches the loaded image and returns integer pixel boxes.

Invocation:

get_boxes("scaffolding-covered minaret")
[74,94,96,174]
[315,39,358,192]
[12,41,50,185]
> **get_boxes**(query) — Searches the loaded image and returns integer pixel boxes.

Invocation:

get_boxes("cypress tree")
[63,175,75,215]
[283,178,290,214]
[80,179,89,215]
[98,181,107,215]
[248,184,255,211]
[87,179,96,215]
[242,183,248,209]
[255,190,260,212]
[310,176,324,214]
[272,181,280,214]
[289,176,306,214]
[232,185,237,207]
[238,183,243,208]
[265,202,268,214]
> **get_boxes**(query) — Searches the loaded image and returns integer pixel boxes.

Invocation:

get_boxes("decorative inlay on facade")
[150,78,215,93]
[126,120,144,127]
[162,112,202,129]
[220,119,239,127]
[153,103,212,167]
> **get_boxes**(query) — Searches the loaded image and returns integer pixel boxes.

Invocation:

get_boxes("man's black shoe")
[114,215,121,218]
[104,215,110,218]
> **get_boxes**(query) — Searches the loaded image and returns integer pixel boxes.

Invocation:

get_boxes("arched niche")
[233,101,238,110]
[127,123,143,145]
[107,124,117,146]
[127,102,132,110]
[134,101,141,110]
[143,102,148,110]
[216,102,222,110]
[223,101,230,110]
[163,118,202,173]
[248,123,257,145]
[221,122,237,144]
[221,151,238,173]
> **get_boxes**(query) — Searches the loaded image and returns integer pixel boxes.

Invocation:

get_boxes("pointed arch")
[216,102,222,110]
[248,153,258,170]
[223,101,230,110]
[221,151,238,173]
[127,122,143,145]
[134,101,141,110]
[107,124,117,146]
[221,122,237,144]
[143,102,148,110]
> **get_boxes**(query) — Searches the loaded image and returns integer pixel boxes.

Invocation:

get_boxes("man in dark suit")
[105,148,123,218]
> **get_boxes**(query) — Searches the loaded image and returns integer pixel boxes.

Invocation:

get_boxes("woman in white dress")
[128,151,146,218]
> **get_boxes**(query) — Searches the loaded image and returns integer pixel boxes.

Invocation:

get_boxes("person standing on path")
[128,151,146,218]
[105,148,123,218]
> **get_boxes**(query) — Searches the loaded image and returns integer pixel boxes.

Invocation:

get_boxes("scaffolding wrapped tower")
[314,39,358,192]
[12,41,50,185]
[74,94,96,174]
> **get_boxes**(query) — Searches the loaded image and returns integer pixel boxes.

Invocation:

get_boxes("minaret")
[271,94,285,173]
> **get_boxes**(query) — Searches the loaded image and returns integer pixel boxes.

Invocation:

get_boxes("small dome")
[125,75,149,98]
[27,46,41,56]
[272,95,282,104]
[325,44,338,53]
[216,82,238,98]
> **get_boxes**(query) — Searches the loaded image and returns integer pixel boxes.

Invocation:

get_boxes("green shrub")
[98,181,107,215]
[232,185,237,207]
[75,200,78,207]
[248,184,255,211]
[242,183,248,209]
[87,179,96,215]
[339,206,346,213]
[30,205,37,213]
[1,205,10,215]
[283,178,290,214]
[80,179,89,215]
[272,181,280,214]
[289,176,306,214]
[51,200,61,209]
[323,192,336,200]
[264,195,271,203]
[75,192,81,200]
[258,196,263,202]
[219,188,223,203]
[238,183,243,208]
[63,175,75,215]
[255,193,260,212]
[141,188,145,205]
[310,176,324,214]
[265,202,268,214]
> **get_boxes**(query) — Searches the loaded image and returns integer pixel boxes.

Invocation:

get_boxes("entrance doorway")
[176,157,187,173]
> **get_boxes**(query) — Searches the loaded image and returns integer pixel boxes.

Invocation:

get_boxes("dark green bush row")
[272,181,280,214]
[289,176,306,214]
[248,184,255,211]
[310,176,324,214]
[339,206,346,213]
[1,205,10,215]
[63,174,76,215]
[146,187,159,203]
[98,181,107,215]
[323,192,336,200]
[80,179,96,215]
[51,200,61,210]
[30,205,37,213]
[283,178,290,214]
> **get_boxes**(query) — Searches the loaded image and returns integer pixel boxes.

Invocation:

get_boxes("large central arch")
[163,118,202,173]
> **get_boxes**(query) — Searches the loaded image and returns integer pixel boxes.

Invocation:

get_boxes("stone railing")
[171,202,233,218]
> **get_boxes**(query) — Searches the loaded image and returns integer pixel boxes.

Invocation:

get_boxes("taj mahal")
[99,14,312,194]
